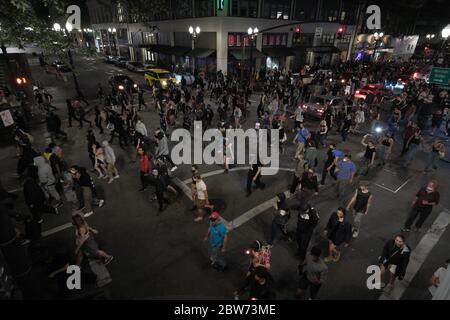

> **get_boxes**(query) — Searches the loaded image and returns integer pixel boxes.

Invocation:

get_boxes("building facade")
[86,0,361,74]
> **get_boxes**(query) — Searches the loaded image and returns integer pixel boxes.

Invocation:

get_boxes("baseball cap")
[210,211,220,221]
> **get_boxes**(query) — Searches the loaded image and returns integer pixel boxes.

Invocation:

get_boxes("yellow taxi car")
[144,68,178,89]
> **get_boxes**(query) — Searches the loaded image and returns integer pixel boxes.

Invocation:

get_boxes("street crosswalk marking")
[374,176,413,194]
[379,209,450,300]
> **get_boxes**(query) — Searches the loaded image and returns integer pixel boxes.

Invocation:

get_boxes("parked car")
[51,60,71,72]
[104,55,117,64]
[302,95,344,120]
[114,57,129,68]
[126,61,145,73]
[108,74,138,92]
[144,68,178,89]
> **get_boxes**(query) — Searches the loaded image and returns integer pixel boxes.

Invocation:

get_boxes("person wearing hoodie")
[268,193,291,245]
[33,155,62,207]
[102,141,120,184]
[324,207,352,263]
[296,202,320,262]
[23,165,58,223]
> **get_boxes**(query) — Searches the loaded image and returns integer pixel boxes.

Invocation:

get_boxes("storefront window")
[229,34,235,47]
[262,0,291,20]
[263,34,288,46]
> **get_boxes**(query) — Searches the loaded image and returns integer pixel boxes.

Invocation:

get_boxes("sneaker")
[333,251,341,262]
[36,218,43,224]
[104,256,114,265]
[324,256,333,262]
[84,211,94,217]
[194,217,203,222]
[108,178,114,184]
[352,230,359,238]
[401,228,411,232]
[98,174,105,179]
[19,239,30,246]
[170,166,178,172]
[55,201,63,208]
[54,207,60,215]
[113,175,120,179]
[98,199,105,207]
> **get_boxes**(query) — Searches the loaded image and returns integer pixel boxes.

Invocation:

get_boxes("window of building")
[117,3,124,22]
[195,0,215,17]
[263,33,288,46]
[294,0,317,21]
[230,0,258,17]
[321,34,336,44]
[341,0,357,25]
[292,33,314,46]
[320,0,340,22]
[146,51,157,62]
[229,34,235,47]
[174,0,193,19]
[262,0,291,20]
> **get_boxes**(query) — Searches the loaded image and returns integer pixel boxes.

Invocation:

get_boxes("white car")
[126,61,145,73]
[302,95,344,120]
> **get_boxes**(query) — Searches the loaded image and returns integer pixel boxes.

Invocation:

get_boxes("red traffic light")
[16,77,27,85]
[338,26,344,33]
[295,26,301,33]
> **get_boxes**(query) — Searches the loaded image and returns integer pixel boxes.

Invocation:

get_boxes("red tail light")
[356,90,360,94]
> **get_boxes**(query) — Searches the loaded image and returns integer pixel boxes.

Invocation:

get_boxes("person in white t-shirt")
[429,259,450,297]
[193,173,210,222]
[291,105,304,132]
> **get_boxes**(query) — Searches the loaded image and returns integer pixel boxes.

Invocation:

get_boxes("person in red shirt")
[402,180,440,232]
[138,147,152,191]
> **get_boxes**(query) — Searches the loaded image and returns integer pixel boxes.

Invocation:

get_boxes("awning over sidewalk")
[187,48,216,58]
[306,46,341,53]
[262,47,295,57]
[138,44,191,56]
[229,48,266,60]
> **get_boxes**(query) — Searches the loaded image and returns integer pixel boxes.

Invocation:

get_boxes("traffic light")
[337,26,345,39]
[294,26,301,42]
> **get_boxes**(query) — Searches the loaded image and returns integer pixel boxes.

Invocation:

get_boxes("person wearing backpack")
[234,240,271,300]
[268,193,291,246]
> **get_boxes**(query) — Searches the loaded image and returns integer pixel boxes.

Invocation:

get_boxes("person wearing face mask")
[324,207,352,262]
[402,181,440,232]
[378,235,411,292]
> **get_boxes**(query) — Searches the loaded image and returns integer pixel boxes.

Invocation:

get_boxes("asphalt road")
[2,54,450,300]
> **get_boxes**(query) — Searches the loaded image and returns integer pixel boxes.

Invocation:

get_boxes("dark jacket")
[296,205,319,233]
[273,193,290,225]
[300,172,319,193]
[325,212,352,246]
[248,277,276,300]
[23,178,47,207]
[379,239,411,278]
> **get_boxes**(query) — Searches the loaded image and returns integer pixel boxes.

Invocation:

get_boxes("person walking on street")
[295,202,319,262]
[324,207,352,262]
[102,141,120,184]
[268,193,291,245]
[403,129,424,168]
[401,122,419,156]
[320,144,342,185]
[304,141,318,169]
[193,173,210,222]
[138,147,152,191]
[66,99,75,128]
[155,130,177,171]
[147,168,170,213]
[234,240,271,299]
[424,139,445,172]
[359,135,376,176]
[33,155,62,207]
[70,166,105,217]
[248,266,276,300]
[335,154,356,199]
[378,235,411,293]
[290,153,308,195]
[298,168,319,204]
[293,122,310,158]
[429,258,450,298]
[137,87,147,111]
[73,100,92,129]
[203,211,229,271]
[23,165,59,223]
[346,181,373,238]
[246,158,265,197]
[378,133,394,166]
[402,180,440,232]
[291,105,304,132]
[94,106,104,134]
[297,246,327,300]
[341,114,352,142]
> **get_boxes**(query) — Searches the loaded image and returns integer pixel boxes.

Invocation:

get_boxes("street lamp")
[53,23,61,32]
[373,31,384,62]
[442,24,450,39]
[247,27,259,82]
[188,25,201,74]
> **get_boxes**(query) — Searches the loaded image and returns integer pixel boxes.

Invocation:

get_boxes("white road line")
[394,177,413,193]
[7,187,23,193]
[42,222,74,238]
[227,190,292,231]
[379,209,450,300]
[371,183,396,193]
[182,167,295,185]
